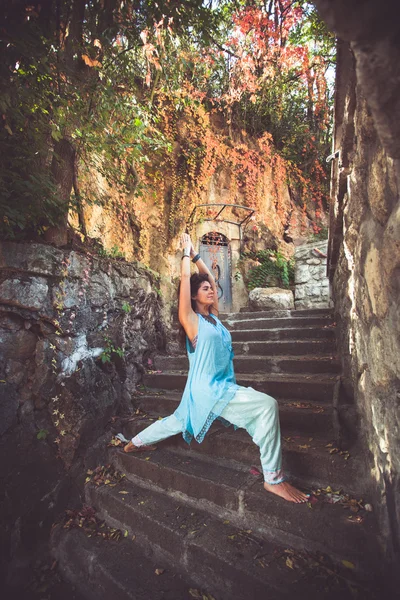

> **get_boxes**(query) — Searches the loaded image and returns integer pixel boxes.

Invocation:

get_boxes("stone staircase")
[52,308,383,599]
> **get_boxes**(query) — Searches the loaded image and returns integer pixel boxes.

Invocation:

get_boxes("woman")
[123,233,309,503]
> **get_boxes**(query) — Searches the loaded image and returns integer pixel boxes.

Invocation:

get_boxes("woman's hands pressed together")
[180,232,195,257]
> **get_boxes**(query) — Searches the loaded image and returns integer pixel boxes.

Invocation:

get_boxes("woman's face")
[193,281,214,307]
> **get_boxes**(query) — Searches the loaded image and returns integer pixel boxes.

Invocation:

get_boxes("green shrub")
[100,335,124,363]
[244,250,294,290]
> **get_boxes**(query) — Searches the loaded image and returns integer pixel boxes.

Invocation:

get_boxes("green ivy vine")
[244,250,295,291]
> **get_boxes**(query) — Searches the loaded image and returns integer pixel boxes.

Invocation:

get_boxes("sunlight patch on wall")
[342,239,356,356]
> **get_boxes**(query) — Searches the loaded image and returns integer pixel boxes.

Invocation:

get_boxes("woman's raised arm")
[190,245,219,315]
[178,233,198,339]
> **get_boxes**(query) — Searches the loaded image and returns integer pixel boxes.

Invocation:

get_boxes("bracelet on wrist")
[181,253,190,260]
[192,253,201,263]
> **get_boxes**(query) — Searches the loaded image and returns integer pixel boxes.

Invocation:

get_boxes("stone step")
[172,307,334,324]
[110,446,377,569]
[142,372,338,402]
[122,417,357,492]
[231,326,335,342]
[232,339,335,356]
[133,391,334,437]
[84,482,289,599]
[51,527,198,600]
[226,316,334,330]
[224,308,334,319]
[84,478,375,600]
[167,325,336,344]
[153,354,339,375]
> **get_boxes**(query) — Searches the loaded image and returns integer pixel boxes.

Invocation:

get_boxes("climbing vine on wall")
[1,0,334,245]
[136,1,334,240]
[244,250,295,290]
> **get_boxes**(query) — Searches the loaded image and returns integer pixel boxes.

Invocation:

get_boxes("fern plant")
[244,250,294,290]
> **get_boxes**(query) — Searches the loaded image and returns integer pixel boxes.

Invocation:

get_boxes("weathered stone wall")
[294,240,330,309]
[0,241,165,586]
[314,0,400,572]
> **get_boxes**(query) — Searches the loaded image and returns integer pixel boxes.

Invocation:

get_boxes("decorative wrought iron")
[187,203,255,228]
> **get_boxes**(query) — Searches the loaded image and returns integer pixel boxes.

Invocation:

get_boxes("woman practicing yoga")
[123,233,309,503]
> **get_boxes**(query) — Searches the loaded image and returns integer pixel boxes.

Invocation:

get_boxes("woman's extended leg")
[123,414,183,453]
[220,387,309,503]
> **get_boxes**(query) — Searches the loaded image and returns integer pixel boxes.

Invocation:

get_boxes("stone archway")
[199,232,232,312]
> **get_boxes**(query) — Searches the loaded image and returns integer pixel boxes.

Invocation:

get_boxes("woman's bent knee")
[263,396,279,421]
[257,391,278,413]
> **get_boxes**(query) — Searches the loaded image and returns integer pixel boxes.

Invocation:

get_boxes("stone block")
[295,299,312,309]
[0,329,37,360]
[306,258,321,265]
[66,250,92,279]
[114,276,137,297]
[310,265,328,280]
[0,241,64,276]
[0,314,23,332]
[249,287,294,311]
[60,280,81,309]
[294,240,328,261]
[0,277,49,311]
[5,360,26,385]
[295,285,306,300]
[87,272,116,306]
[295,264,311,284]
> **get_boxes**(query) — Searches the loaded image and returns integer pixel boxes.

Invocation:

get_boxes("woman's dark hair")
[177,273,217,346]
[188,273,211,312]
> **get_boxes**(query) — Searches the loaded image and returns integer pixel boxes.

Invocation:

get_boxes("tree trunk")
[44,138,75,246]
[72,150,88,238]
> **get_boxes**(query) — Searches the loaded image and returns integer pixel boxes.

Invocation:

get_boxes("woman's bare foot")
[263,481,310,503]
[123,441,157,453]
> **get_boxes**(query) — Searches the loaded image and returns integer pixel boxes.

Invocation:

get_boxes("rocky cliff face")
[74,136,327,278]
[314,0,400,571]
[0,241,165,586]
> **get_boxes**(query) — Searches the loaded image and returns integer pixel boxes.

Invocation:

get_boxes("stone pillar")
[294,240,330,309]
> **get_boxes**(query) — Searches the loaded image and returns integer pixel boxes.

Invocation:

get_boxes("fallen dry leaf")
[250,466,262,476]
[341,560,355,569]
[348,515,364,524]
[85,465,125,487]
[286,557,294,569]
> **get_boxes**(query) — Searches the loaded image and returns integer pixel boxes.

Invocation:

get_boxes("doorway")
[199,232,232,312]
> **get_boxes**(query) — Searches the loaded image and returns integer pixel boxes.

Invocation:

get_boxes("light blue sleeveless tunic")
[174,314,239,443]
